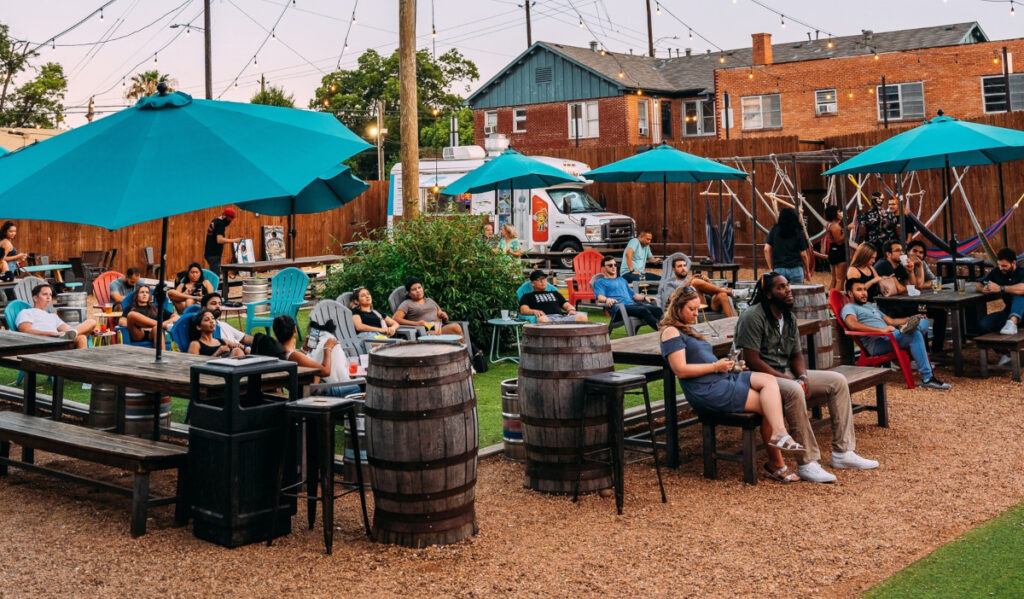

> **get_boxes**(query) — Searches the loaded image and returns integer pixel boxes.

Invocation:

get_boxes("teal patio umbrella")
[583,142,748,257]
[443,148,580,196]
[238,162,369,258]
[0,86,370,360]
[823,110,1024,274]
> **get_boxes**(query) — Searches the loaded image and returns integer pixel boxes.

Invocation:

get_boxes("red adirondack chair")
[92,270,123,309]
[565,249,605,308]
[828,290,915,389]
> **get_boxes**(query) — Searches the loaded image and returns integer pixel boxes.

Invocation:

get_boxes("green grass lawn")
[863,501,1024,598]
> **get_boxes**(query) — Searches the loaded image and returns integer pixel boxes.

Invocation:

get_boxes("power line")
[27,0,119,52]
[225,0,326,75]
[335,1,360,69]
[217,0,293,98]
[747,0,835,38]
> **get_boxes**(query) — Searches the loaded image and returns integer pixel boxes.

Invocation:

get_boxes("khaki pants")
[776,369,855,465]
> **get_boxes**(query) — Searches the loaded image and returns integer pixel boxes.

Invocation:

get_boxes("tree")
[250,85,294,108]
[125,70,175,101]
[310,48,479,180]
[419,106,475,149]
[0,23,67,128]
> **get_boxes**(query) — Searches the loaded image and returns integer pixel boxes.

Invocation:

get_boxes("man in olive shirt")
[735,273,878,483]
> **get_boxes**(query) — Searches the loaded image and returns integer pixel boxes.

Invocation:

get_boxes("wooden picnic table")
[21,263,72,284]
[17,344,317,442]
[875,288,997,377]
[610,316,823,468]
[220,255,343,298]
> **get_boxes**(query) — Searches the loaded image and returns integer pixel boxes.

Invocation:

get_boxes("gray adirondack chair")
[309,299,364,357]
[388,285,471,345]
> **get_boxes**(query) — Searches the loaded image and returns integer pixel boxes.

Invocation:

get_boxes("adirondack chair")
[515,280,562,324]
[309,299,365,357]
[344,289,415,340]
[92,271,123,308]
[14,276,47,307]
[201,269,220,294]
[658,252,734,319]
[336,291,353,308]
[388,285,471,345]
[141,246,159,279]
[245,267,310,338]
[828,290,915,389]
[590,273,647,337]
[169,304,221,352]
[565,249,604,308]
[5,300,30,331]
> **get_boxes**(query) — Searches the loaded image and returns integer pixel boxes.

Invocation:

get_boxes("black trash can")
[187,358,299,548]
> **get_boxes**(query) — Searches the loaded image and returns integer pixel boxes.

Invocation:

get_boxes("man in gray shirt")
[109,267,140,305]
[736,272,878,483]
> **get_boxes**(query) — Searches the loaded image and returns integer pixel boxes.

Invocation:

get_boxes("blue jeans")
[978,295,1024,334]
[867,318,933,381]
[622,271,660,284]
[774,266,804,284]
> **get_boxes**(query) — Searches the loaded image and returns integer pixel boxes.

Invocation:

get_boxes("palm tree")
[125,71,175,101]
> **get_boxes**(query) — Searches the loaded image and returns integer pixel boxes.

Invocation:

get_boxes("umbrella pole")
[662,174,668,258]
[751,159,758,278]
[896,173,907,244]
[154,217,169,363]
[998,163,1008,248]
[689,184,695,256]
[289,197,296,260]
[944,158,958,279]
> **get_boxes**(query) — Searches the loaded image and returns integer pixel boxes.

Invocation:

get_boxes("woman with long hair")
[168,262,214,313]
[187,308,245,357]
[498,223,522,258]
[764,207,810,284]
[824,205,848,292]
[659,285,804,479]
[125,285,178,345]
[349,286,400,338]
[846,242,884,302]
[0,221,27,281]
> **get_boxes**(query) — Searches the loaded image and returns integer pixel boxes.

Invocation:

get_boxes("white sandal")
[768,434,806,454]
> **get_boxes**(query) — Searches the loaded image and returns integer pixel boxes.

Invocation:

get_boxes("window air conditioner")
[638,126,649,136]
[817,103,837,115]
[484,125,497,134]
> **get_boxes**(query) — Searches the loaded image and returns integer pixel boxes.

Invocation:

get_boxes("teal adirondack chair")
[201,269,220,293]
[245,267,310,338]
[515,280,561,324]
[6,300,32,386]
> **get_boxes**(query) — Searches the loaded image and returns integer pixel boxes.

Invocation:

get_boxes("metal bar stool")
[575,369,667,514]
[268,396,372,553]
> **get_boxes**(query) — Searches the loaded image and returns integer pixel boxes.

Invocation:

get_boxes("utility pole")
[260,74,266,94]
[881,75,888,129]
[524,1,533,47]
[203,0,212,99]
[377,99,386,181]
[399,0,420,217]
[645,0,654,57]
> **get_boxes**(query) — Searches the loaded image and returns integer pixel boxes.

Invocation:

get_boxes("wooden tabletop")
[611,316,823,364]
[227,255,343,274]
[0,330,76,358]
[21,264,71,272]
[17,344,317,396]
[874,288,997,308]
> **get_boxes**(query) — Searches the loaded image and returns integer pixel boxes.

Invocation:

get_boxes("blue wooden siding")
[468,46,622,109]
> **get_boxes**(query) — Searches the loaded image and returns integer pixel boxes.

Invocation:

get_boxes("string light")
[1012,1,1016,15]
[748,70,754,80]
[253,56,258,66]
[688,29,693,40]
[780,15,786,28]
[432,25,437,38]
[271,29,276,39]
[153,53,158,64]
[100,8,104,21]
[874,52,880,60]
[51,39,55,52]
[579,19,584,28]
[719,52,726,64]
[827,36,833,49]
[656,2,661,15]
[618,70,624,78]
[186,25,191,36]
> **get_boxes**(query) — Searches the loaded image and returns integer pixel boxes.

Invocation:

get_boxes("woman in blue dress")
[659,285,805,463]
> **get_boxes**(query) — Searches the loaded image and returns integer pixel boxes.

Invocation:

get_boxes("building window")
[484,110,498,135]
[683,100,716,136]
[513,108,527,132]
[982,74,1024,112]
[567,101,599,139]
[741,94,781,130]
[815,89,837,115]
[638,99,650,136]
[876,81,924,121]
[661,101,673,138]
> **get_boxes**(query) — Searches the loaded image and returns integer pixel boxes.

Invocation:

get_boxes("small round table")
[487,318,526,364]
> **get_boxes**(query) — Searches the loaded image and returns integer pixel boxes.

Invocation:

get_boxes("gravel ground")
[1,352,1022,599]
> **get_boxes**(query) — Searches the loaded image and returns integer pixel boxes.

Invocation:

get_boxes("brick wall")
[473,96,636,152]
[715,38,1024,140]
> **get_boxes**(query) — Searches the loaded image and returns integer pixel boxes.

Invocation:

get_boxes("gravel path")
[1,352,1022,598]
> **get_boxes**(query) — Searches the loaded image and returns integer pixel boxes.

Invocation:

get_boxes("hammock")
[905,203,1020,258]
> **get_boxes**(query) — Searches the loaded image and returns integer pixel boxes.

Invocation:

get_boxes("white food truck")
[387,137,635,267]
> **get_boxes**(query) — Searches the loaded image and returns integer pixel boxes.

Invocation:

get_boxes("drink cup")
[934,277,942,293]
[500,309,510,320]
[900,254,908,266]
[359,354,369,370]
[104,303,112,314]
[348,359,358,376]
[956,278,966,295]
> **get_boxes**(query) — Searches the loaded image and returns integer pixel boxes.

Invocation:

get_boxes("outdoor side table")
[487,318,525,364]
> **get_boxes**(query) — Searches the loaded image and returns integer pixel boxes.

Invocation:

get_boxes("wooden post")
[399,0,420,218]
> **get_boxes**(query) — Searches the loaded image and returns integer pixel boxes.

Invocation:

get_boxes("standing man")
[858,192,896,251]
[735,273,879,483]
[204,208,240,277]
[594,256,662,332]
[621,230,661,284]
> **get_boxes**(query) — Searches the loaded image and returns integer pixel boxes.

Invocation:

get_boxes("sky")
[4,0,1023,127]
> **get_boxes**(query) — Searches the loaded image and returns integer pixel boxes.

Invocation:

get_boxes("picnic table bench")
[0,411,187,537]
[974,332,1024,381]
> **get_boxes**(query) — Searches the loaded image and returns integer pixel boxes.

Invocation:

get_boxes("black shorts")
[827,243,846,265]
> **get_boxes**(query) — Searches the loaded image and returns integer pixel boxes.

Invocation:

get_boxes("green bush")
[323,215,523,342]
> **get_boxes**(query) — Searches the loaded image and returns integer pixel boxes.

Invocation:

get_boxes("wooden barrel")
[241,278,269,312]
[500,378,524,462]
[87,384,171,437]
[342,394,370,487]
[518,323,614,494]
[55,307,82,325]
[364,342,478,548]
[791,284,835,369]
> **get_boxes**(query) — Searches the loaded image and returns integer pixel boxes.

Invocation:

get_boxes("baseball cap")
[223,208,237,220]
[529,269,548,281]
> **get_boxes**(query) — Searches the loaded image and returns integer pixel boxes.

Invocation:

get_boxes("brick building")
[468,22,1022,148]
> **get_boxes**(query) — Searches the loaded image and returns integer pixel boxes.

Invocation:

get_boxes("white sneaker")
[997,354,1013,368]
[830,451,879,470]
[796,461,837,483]
[62,330,77,340]
[1000,320,1018,335]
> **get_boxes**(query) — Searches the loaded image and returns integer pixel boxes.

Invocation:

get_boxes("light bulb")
[253,56,258,66]
[432,26,436,38]
[51,39,55,51]
[100,8,104,21]
[780,16,786,28]
[618,70,624,78]
[656,2,661,14]
[271,30,276,39]
[827,37,833,49]
[154,53,158,63]
[352,16,357,23]
[719,54,725,64]
[874,53,880,60]
[579,19,584,28]
[848,92,854,99]
[186,26,191,35]
[748,71,754,79]
[868,87,874,94]
[688,29,693,40]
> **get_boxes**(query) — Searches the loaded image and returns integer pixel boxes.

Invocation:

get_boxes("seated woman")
[187,308,245,358]
[846,242,884,302]
[349,286,400,338]
[659,285,804,481]
[168,262,214,313]
[124,285,178,345]
[266,315,360,397]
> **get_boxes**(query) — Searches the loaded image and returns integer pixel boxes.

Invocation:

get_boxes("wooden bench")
[974,332,1024,382]
[700,365,893,484]
[0,412,188,537]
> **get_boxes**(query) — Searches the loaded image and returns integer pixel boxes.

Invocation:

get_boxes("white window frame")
[484,110,498,135]
[815,89,837,115]
[740,94,781,130]
[876,81,925,122]
[513,107,527,133]
[683,99,716,137]
[981,74,1024,113]
[637,98,650,136]
[567,101,600,139]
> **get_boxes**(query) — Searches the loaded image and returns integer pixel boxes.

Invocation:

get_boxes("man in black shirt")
[204,208,241,277]
[975,247,1024,336]
[519,270,587,322]
[874,239,924,318]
